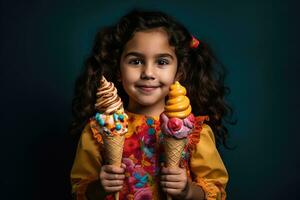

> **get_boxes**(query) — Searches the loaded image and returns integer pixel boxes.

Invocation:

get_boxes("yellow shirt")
[70,111,228,200]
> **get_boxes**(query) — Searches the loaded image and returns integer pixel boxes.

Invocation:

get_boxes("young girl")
[70,9,233,200]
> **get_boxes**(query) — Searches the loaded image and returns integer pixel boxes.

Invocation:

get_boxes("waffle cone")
[164,137,186,168]
[102,134,125,166]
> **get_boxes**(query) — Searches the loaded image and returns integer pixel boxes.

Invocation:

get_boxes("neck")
[127,100,165,117]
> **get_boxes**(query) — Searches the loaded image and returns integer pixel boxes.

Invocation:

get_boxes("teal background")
[1,0,299,199]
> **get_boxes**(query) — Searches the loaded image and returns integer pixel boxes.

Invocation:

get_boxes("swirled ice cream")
[94,76,128,136]
[164,81,191,119]
[160,81,194,139]
[95,76,123,115]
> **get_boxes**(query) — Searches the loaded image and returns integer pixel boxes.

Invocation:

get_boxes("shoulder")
[200,123,216,145]
[189,122,227,173]
[189,120,217,157]
[78,121,102,151]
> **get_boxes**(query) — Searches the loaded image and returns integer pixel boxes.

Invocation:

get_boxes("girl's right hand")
[99,163,126,193]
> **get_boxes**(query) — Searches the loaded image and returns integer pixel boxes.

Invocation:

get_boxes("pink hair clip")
[190,35,200,49]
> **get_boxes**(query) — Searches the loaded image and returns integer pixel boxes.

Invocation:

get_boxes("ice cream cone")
[163,137,186,168]
[94,76,128,200]
[102,134,125,166]
[160,81,195,200]
[102,134,125,200]
[161,81,192,168]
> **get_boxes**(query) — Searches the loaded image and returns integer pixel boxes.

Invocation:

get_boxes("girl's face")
[120,28,178,115]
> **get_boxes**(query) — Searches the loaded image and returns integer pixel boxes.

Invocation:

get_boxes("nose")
[141,63,155,80]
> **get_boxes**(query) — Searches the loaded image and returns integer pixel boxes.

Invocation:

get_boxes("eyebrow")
[123,52,174,60]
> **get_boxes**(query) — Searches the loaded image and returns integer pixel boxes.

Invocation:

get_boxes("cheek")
[121,71,138,84]
[163,65,178,83]
[120,67,137,84]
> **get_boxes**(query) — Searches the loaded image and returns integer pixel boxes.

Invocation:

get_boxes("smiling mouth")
[136,85,160,93]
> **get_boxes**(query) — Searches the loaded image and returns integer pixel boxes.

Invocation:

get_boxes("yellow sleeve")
[190,124,229,200]
[70,123,104,200]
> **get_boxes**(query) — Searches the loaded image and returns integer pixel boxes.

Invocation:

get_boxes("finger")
[103,185,123,193]
[103,179,124,187]
[160,174,182,182]
[161,181,183,189]
[161,167,182,175]
[121,163,126,169]
[103,165,125,174]
[103,173,125,180]
[163,188,181,196]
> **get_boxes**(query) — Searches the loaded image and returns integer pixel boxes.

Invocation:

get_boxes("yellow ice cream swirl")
[164,81,192,119]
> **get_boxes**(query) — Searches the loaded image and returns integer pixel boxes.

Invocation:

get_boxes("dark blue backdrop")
[1,0,299,199]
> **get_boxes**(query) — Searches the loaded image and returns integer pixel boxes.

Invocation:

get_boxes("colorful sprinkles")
[94,110,128,136]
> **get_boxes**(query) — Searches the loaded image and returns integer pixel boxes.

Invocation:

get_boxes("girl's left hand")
[160,166,190,199]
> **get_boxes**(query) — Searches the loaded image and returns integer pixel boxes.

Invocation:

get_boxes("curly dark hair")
[69,9,235,148]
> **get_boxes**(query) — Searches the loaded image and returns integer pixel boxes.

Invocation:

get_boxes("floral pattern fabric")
[89,111,208,200]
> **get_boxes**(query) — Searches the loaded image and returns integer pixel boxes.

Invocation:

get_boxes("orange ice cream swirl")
[95,76,122,114]
[164,81,191,119]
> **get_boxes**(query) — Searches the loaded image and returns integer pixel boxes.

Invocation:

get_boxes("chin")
[136,96,165,107]
[137,99,160,106]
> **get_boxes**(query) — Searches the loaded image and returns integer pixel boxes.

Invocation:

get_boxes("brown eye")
[129,59,143,65]
[157,58,169,65]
